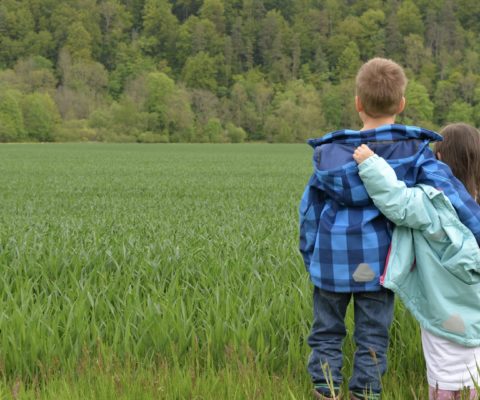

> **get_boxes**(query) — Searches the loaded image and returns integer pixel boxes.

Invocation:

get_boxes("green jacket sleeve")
[358,154,434,230]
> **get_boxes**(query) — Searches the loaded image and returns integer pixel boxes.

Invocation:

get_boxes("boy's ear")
[436,152,442,161]
[355,96,363,113]
[397,97,406,114]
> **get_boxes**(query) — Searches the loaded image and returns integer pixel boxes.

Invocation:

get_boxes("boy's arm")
[353,146,433,230]
[299,175,324,270]
[415,150,480,244]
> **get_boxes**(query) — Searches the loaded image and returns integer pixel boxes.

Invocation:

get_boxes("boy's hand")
[353,144,374,164]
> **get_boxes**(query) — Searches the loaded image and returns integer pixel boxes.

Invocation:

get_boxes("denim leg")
[308,286,351,390]
[349,289,394,397]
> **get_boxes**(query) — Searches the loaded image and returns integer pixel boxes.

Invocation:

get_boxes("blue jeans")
[307,286,394,397]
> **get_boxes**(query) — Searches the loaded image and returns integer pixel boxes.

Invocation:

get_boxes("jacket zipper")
[380,245,392,285]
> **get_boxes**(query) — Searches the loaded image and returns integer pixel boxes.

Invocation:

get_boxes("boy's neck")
[360,114,396,131]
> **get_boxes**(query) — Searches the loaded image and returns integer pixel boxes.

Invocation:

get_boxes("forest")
[1,0,479,143]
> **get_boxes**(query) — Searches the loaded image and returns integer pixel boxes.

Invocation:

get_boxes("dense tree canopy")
[0,0,478,142]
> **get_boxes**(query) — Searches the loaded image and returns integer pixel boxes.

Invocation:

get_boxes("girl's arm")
[353,145,434,230]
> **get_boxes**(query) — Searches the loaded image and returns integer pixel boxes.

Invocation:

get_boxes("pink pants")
[429,386,477,400]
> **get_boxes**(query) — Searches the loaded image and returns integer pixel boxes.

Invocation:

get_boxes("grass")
[0,143,429,399]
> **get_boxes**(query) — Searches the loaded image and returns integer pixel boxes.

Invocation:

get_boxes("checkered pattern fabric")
[300,125,480,292]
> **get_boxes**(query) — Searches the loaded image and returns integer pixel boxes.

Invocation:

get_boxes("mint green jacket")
[358,154,480,347]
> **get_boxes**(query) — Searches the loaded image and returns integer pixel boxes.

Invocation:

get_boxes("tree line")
[0,0,479,143]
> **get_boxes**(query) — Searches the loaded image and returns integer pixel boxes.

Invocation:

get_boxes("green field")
[0,144,428,399]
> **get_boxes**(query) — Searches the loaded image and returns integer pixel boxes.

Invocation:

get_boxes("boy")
[299,58,480,400]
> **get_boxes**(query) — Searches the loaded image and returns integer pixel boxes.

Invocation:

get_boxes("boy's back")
[301,124,441,292]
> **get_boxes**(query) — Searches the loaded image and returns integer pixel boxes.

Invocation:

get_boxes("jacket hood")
[308,124,442,147]
[307,125,443,207]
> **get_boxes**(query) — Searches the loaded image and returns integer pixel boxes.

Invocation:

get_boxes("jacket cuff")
[358,153,380,171]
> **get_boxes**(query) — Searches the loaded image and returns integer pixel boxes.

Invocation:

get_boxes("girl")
[353,123,480,400]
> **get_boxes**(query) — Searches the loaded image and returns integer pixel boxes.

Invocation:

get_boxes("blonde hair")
[355,58,407,118]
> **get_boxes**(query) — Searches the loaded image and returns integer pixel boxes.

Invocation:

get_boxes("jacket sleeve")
[299,175,324,271]
[358,155,434,230]
[415,150,480,244]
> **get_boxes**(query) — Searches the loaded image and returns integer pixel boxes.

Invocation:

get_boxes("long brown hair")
[434,123,480,200]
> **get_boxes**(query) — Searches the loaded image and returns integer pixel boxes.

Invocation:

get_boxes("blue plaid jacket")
[299,124,480,292]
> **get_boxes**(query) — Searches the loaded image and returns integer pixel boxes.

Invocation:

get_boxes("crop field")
[0,144,429,399]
